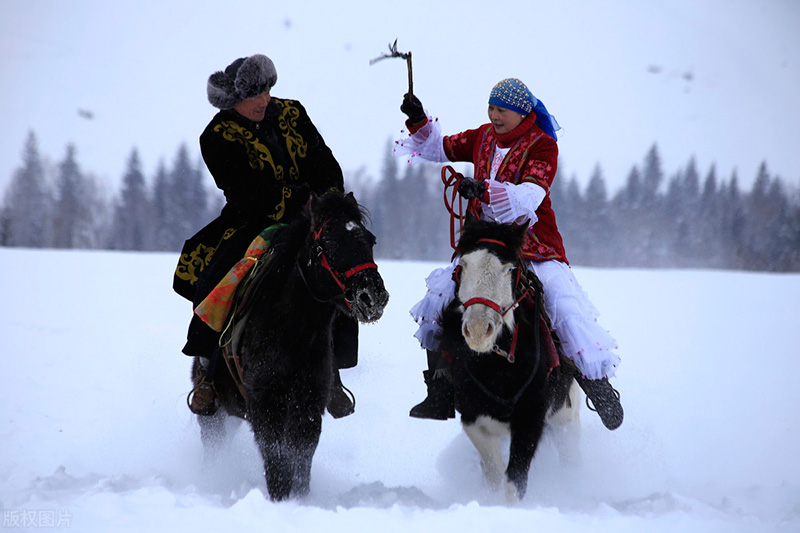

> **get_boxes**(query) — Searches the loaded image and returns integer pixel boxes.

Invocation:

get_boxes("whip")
[369,39,414,96]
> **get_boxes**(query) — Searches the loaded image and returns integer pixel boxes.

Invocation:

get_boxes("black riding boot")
[328,370,356,419]
[574,374,624,430]
[188,351,220,416]
[327,313,358,419]
[409,350,455,420]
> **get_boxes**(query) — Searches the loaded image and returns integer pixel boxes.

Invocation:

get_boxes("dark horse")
[439,219,580,502]
[192,191,389,501]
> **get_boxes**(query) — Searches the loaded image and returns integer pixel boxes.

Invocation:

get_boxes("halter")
[456,238,536,363]
[311,218,379,308]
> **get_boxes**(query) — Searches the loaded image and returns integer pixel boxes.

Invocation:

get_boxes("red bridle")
[459,239,530,317]
[312,219,379,305]
[456,238,534,363]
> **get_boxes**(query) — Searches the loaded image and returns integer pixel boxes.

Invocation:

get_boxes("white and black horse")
[193,191,389,501]
[439,219,580,502]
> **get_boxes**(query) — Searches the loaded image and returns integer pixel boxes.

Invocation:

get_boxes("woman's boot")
[409,350,455,420]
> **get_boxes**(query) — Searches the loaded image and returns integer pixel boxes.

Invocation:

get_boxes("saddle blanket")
[194,224,284,332]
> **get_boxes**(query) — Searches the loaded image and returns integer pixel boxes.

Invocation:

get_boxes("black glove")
[458,177,487,200]
[400,93,426,124]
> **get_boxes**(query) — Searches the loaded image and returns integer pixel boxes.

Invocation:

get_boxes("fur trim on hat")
[207,54,278,109]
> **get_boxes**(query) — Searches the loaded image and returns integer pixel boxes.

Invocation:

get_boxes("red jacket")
[443,113,568,264]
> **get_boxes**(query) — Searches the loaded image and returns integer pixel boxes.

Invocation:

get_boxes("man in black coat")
[174,54,357,418]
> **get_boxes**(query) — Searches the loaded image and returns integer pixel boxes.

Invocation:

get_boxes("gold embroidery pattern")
[213,120,285,181]
[175,244,216,285]
[275,100,307,181]
[269,186,294,221]
[174,227,238,285]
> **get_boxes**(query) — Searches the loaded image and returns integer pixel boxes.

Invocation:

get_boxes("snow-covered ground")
[2,248,799,532]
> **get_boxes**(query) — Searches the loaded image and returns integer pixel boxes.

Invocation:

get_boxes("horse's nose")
[463,321,494,341]
[359,291,373,307]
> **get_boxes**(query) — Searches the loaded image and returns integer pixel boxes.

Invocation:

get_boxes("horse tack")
[462,291,543,411]
[311,218,379,308]
[456,244,535,364]
[222,344,249,403]
[453,234,551,407]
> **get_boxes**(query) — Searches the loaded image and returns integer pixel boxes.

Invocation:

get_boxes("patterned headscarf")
[488,78,561,141]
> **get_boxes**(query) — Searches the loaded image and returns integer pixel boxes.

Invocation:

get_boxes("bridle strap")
[463,297,503,314]
[312,218,379,302]
[477,238,508,248]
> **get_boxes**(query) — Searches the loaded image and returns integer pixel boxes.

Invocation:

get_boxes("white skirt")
[409,259,620,379]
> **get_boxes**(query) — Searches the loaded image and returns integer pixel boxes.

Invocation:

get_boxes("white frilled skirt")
[409,259,620,380]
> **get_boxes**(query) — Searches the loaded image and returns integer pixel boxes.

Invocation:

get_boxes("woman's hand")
[400,93,426,123]
[457,177,487,200]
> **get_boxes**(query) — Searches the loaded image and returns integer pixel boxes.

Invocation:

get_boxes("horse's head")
[305,191,389,323]
[454,220,528,354]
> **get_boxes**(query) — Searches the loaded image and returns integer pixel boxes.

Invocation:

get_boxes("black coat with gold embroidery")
[173,98,343,302]
[202,98,343,226]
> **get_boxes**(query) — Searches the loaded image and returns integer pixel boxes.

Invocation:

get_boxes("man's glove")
[458,177,487,200]
[400,93,426,124]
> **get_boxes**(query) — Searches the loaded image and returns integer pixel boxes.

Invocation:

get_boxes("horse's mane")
[265,190,365,276]
[455,220,527,264]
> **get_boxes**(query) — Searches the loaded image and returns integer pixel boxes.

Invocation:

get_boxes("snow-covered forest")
[3,131,798,272]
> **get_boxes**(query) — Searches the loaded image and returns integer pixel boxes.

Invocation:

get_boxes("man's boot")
[188,356,219,416]
[327,314,358,419]
[410,370,455,420]
[327,370,355,419]
[574,374,624,430]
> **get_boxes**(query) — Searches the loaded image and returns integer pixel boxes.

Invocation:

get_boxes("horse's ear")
[511,220,530,249]
[344,191,357,207]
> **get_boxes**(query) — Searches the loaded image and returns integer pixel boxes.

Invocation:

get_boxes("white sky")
[1,0,799,197]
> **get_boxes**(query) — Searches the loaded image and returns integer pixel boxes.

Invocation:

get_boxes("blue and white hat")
[488,78,561,141]
[488,78,536,115]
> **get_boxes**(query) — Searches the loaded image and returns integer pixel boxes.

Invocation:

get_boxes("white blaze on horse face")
[345,221,359,231]
[457,250,517,353]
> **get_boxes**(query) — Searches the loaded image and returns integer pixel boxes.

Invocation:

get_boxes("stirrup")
[187,377,218,416]
[584,385,621,412]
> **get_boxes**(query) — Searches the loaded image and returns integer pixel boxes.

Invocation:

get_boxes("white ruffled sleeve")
[393,113,448,165]
[482,180,546,227]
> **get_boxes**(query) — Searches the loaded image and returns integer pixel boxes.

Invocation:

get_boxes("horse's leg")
[506,405,548,502]
[191,357,228,459]
[548,379,582,466]
[463,416,509,489]
[288,412,323,498]
[248,394,295,501]
[198,410,227,460]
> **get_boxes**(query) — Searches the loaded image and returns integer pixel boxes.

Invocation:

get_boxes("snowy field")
[2,247,799,532]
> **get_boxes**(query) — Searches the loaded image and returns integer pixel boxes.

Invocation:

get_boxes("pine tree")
[698,164,723,268]
[52,144,86,248]
[3,131,51,247]
[159,144,209,251]
[641,144,664,208]
[152,160,173,250]
[681,157,702,265]
[583,164,613,265]
[373,139,402,259]
[743,162,773,270]
[110,149,153,250]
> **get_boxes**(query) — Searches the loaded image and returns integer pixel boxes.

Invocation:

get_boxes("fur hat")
[207,54,278,109]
